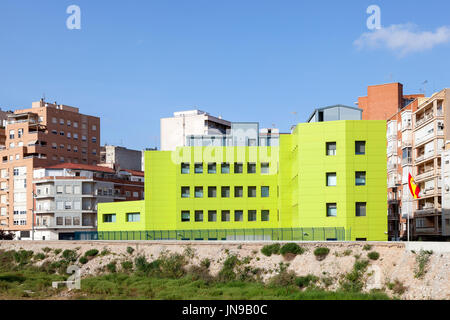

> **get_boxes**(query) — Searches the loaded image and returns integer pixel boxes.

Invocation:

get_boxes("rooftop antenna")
[421,80,428,96]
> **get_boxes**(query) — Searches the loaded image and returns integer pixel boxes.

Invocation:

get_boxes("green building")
[97,106,387,241]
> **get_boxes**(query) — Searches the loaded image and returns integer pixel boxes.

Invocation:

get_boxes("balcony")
[388,163,398,172]
[401,157,412,166]
[415,112,434,128]
[401,140,412,148]
[415,207,441,216]
[415,134,435,147]
[416,170,436,181]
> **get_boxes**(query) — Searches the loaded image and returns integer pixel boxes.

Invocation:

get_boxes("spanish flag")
[408,173,421,199]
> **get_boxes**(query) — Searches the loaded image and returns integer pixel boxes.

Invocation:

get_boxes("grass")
[261,244,281,257]
[414,250,433,279]
[313,247,330,261]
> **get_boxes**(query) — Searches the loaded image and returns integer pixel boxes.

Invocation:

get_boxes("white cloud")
[354,23,450,56]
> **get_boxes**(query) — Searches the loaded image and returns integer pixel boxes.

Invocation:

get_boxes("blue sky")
[1,0,450,150]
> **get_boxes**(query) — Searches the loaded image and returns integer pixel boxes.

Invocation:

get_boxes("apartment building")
[97,106,388,241]
[32,163,144,240]
[358,83,450,241]
[0,100,100,239]
[413,89,450,240]
[160,110,231,151]
[100,145,143,171]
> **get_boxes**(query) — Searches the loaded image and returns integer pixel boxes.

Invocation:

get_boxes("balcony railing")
[416,170,434,181]
[401,157,412,166]
[415,208,441,216]
[415,113,434,127]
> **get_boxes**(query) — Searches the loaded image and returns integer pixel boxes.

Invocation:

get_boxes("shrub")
[217,255,239,282]
[295,275,319,288]
[62,250,77,262]
[187,265,214,283]
[42,247,52,253]
[84,249,99,258]
[280,243,304,256]
[313,247,330,261]
[106,262,117,273]
[121,261,133,271]
[367,251,380,260]
[200,258,211,269]
[340,259,370,293]
[261,244,281,257]
[183,246,195,259]
[126,247,135,255]
[387,279,407,295]
[53,249,62,255]
[33,253,46,261]
[363,244,372,251]
[13,250,34,266]
[269,270,297,287]
[100,249,111,256]
[79,256,88,264]
[414,250,432,279]
[343,249,352,256]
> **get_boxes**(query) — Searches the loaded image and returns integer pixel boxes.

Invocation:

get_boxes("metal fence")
[75,227,351,241]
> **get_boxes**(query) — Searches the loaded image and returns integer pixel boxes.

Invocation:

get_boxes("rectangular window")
[208,186,217,198]
[194,163,203,174]
[181,211,190,222]
[208,163,216,174]
[247,163,256,174]
[234,186,243,198]
[248,210,257,222]
[195,186,203,198]
[326,173,337,186]
[103,214,116,223]
[234,210,243,222]
[261,210,270,221]
[221,186,230,198]
[181,186,190,198]
[195,210,203,222]
[261,186,269,197]
[355,172,366,186]
[127,212,140,222]
[248,186,257,198]
[356,202,367,217]
[234,163,243,174]
[355,141,366,155]
[326,203,337,217]
[221,210,230,222]
[181,163,190,174]
[261,163,270,174]
[221,163,230,174]
[56,217,63,225]
[208,210,217,222]
[326,142,336,156]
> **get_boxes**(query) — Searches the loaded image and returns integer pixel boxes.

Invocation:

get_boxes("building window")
[74,122,78,128]
[220,163,230,174]
[261,186,269,197]
[9,130,15,139]
[208,163,216,174]
[261,163,270,174]
[355,141,366,155]
[326,173,337,186]
[67,132,71,139]
[56,217,63,225]
[261,210,270,221]
[208,186,217,198]
[127,212,140,222]
[181,186,190,198]
[103,214,116,223]
[355,172,366,186]
[74,133,78,140]
[247,163,256,174]
[356,202,366,217]
[18,129,23,138]
[52,117,57,124]
[248,186,256,198]
[60,119,64,125]
[195,186,203,198]
[195,210,203,222]
[326,203,337,217]
[248,210,257,222]
[194,163,203,174]
[67,120,71,126]
[234,186,243,198]
[181,163,190,174]
[52,130,57,135]
[221,186,230,198]
[234,163,243,174]
[60,131,64,136]
[234,210,243,222]
[326,142,336,156]
[221,210,230,222]
[92,137,97,143]
[181,211,190,222]
[208,210,217,222]
[92,125,97,131]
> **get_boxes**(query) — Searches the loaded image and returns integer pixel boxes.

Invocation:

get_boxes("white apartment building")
[160,110,231,151]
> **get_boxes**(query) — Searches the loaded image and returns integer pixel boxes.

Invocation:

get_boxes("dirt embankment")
[1,241,449,300]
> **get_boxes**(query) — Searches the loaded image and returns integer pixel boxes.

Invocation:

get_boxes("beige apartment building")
[413,89,450,240]
[0,100,100,239]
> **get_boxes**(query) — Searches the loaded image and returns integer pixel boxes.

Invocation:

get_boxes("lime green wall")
[98,200,145,231]
[98,120,387,241]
